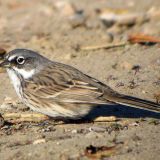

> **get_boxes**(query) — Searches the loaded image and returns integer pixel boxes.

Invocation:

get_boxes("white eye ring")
[16,56,25,64]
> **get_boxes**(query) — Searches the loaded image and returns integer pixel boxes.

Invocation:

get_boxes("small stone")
[0,114,5,128]
[33,138,46,145]
[132,65,141,71]
[54,1,76,17]
[105,32,114,43]
[142,90,146,94]
[120,61,132,70]
[56,142,60,145]
[116,82,125,87]
[41,126,56,132]
[129,122,140,126]
[69,11,86,28]
[71,129,77,133]
[1,97,18,109]
[89,126,106,133]
[107,25,124,34]
[85,131,102,138]
[77,128,89,134]
[100,12,149,27]
[153,58,160,66]
[1,125,10,130]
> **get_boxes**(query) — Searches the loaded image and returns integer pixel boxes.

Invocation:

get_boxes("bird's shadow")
[56,104,160,123]
[85,104,160,120]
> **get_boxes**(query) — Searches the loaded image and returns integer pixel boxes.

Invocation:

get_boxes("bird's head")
[0,49,48,79]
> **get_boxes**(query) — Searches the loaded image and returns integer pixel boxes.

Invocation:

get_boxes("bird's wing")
[24,65,112,105]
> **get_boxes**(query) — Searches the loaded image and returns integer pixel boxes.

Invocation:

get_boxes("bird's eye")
[16,56,25,64]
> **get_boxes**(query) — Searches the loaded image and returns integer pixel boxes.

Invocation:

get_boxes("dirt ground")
[0,0,160,159]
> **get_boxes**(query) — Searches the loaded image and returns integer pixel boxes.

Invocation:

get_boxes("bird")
[0,48,159,120]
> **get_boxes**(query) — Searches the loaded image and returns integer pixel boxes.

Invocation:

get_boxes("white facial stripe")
[8,55,17,61]
[13,67,35,79]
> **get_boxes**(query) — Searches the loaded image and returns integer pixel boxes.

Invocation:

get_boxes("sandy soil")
[0,0,160,159]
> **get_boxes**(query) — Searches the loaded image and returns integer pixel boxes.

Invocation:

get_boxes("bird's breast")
[7,69,23,100]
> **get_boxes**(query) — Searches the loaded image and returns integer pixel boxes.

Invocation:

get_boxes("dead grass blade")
[80,42,127,51]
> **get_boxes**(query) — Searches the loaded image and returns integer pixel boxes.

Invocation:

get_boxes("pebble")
[0,114,5,128]
[41,126,56,132]
[100,12,149,27]
[33,138,46,145]
[71,129,78,134]
[129,122,140,127]
[54,1,76,17]
[147,7,160,19]
[154,58,160,66]
[56,142,60,145]
[142,90,146,94]
[69,11,86,28]
[120,61,132,70]
[105,32,114,43]
[77,128,89,134]
[89,126,106,133]
[107,25,124,34]
[85,131,102,138]
[1,97,18,109]
[116,82,125,87]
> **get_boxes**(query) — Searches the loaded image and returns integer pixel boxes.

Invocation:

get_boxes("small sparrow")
[0,49,160,119]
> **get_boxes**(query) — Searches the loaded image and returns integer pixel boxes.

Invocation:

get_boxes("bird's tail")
[109,94,160,113]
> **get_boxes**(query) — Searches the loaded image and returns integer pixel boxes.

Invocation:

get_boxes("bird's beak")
[0,59,10,68]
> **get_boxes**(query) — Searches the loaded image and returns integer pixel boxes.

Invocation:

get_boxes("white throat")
[6,68,35,99]
[12,67,35,79]
[7,68,22,99]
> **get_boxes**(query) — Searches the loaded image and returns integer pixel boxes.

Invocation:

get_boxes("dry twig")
[1,113,117,124]
[80,42,127,51]
[2,113,49,123]
[128,33,160,44]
